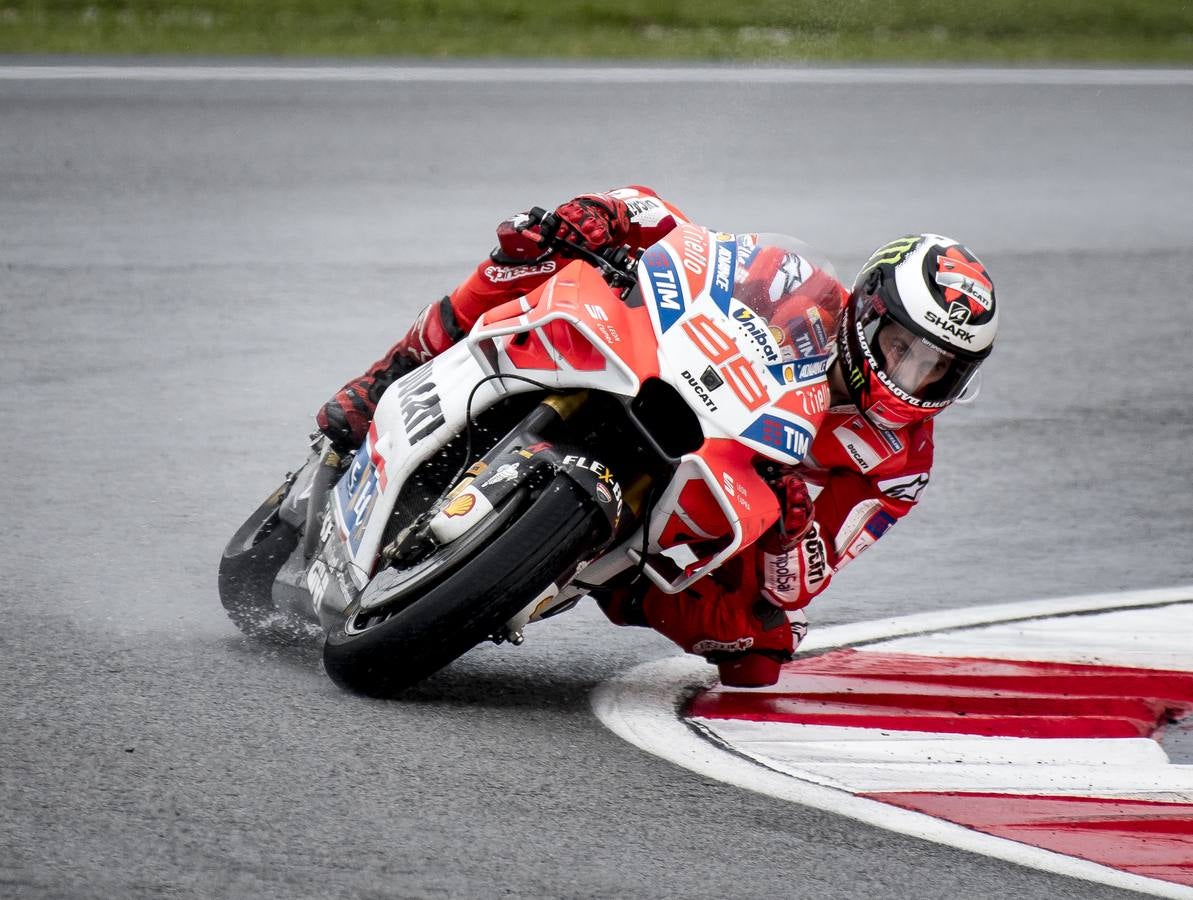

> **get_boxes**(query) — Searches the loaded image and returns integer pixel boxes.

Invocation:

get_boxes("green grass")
[2,0,1192,62]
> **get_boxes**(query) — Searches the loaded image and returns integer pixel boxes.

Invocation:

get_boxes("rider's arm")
[605,185,689,249]
[763,422,935,611]
[448,186,686,329]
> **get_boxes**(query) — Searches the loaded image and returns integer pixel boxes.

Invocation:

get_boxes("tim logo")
[642,245,685,332]
[761,418,783,445]
[743,414,812,461]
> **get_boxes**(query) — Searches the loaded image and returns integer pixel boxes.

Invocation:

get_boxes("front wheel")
[218,483,317,643]
[322,476,605,697]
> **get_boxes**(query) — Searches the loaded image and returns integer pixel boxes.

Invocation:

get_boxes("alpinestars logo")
[483,260,557,283]
[692,637,754,654]
[878,472,930,503]
[774,252,807,295]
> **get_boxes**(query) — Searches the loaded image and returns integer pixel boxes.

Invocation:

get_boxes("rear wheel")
[321,476,604,697]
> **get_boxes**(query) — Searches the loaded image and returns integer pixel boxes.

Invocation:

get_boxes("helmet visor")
[860,306,981,406]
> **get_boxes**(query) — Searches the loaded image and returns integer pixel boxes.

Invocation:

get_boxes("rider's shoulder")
[607,186,688,228]
[610,185,661,199]
[816,409,935,479]
[880,419,935,475]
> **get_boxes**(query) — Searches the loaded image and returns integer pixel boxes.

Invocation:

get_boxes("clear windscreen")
[729,234,844,363]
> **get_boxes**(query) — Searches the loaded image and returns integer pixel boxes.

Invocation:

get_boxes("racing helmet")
[838,234,998,430]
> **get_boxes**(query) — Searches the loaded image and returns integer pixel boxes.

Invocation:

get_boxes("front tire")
[322,476,604,697]
[218,484,315,643]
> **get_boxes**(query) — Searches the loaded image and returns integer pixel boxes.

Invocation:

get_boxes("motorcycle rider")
[316,187,998,688]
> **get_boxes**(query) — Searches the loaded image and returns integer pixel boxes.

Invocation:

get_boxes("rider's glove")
[553,193,632,251]
[757,472,815,608]
[494,193,632,262]
[763,471,815,551]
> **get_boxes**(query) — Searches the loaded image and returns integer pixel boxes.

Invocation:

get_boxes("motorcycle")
[218,211,833,696]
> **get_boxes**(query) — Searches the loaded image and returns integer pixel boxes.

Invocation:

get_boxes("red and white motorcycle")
[219,211,835,696]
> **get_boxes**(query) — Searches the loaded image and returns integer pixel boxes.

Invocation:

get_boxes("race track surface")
[2,64,1191,899]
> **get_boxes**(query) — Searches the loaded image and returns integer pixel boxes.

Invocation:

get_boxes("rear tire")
[322,476,603,697]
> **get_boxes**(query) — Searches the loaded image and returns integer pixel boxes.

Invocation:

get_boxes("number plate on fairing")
[640,227,823,465]
[333,436,382,558]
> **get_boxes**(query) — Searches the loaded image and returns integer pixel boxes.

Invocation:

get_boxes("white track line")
[801,584,1193,653]
[2,65,1193,86]
[592,585,1193,899]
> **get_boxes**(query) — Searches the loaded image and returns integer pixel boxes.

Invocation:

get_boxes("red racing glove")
[764,471,814,550]
[553,193,632,250]
[495,193,631,261]
[759,472,815,609]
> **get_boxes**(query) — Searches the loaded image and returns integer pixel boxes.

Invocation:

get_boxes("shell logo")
[444,493,477,518]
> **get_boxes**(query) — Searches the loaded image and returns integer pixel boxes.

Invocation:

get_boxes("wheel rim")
[344,487,529,634]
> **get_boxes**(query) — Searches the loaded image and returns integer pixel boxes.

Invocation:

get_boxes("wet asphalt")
[2,67,1191,899]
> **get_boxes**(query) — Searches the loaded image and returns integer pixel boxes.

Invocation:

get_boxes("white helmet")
[837,234,998,429]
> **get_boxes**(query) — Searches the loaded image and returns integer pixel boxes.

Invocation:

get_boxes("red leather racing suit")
[779,411,933,610]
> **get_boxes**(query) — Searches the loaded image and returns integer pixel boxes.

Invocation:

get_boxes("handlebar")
[521,207,640,291]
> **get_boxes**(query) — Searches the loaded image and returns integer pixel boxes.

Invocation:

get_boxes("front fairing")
[637,225,838,465]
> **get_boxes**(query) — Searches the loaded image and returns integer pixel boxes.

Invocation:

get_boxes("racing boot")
[316,296,466,453]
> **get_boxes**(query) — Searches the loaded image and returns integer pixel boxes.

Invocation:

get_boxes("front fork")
[369,390,651,637]
[388,390,647,565]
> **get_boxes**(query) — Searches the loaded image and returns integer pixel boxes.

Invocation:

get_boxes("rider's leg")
[315,258,557,453]
[315,295,465,453]
[595,554,798,688]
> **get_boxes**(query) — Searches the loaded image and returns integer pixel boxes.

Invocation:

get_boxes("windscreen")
[728,233,844,363]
